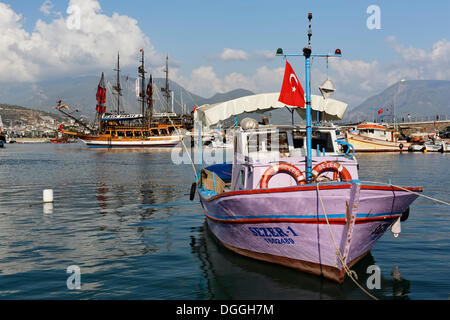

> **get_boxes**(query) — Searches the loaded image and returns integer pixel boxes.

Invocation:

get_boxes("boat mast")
[161,55,170,114]
[113,52,122,114]
[138,49,147,120]
[276,13,342,182]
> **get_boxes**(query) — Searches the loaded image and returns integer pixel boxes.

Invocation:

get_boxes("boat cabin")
[201,123,359,195]
[354,123,395,142]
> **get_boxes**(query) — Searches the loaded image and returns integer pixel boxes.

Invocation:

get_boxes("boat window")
[160,129,168,135]
[142,131,149,137]
[151,129,159,135]
[292,130,305,149]
[240,169,245,186]
[168,127,175,134]
[278,132,289,153]
[111,131,116,136]
[135,131,142,137]
[104,131,110,135]
[247,133,260,153]
[117,131,124,137]
[311,131,334,153]
[126,131,133,137]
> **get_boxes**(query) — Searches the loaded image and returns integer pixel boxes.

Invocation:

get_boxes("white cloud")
[173,65,283,98]
[325,37,450,107]
[40,0,54,16]
[218,48,250,61]
[254,49,276,61]
[0,0,159,83]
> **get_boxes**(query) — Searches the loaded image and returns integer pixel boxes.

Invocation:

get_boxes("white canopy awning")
[193,92,348,126]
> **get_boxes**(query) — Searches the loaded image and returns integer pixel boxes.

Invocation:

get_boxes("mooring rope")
[153,85,199,182]
[360,180,450,206]
[316,182,379,300]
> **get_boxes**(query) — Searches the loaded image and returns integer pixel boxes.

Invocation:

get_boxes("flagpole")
[276,13,341,183]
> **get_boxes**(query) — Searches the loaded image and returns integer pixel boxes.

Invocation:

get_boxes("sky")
[1,0,449,108]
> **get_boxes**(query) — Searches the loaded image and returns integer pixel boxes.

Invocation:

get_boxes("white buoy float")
[43,189,54,203]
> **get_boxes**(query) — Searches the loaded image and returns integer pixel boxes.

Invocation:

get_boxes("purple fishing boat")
[193,14,423,283]
[197,124,422,283]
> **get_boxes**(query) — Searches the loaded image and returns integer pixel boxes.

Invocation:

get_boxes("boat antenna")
[276,13,342,182]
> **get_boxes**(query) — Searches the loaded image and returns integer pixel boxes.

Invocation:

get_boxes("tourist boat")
[193,14,423,283]
[345,122,410,152]
[59,52,191,148]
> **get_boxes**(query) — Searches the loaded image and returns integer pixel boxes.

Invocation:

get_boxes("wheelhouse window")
[311,131,334,153]
[292,130,305,149]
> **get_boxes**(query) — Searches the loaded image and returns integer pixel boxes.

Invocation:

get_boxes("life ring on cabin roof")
[259,163,306,189]
[311,161,352,182]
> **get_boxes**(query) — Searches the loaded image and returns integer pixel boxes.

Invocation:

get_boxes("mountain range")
[347,80,450,122]
[1,77,449,124]
[0,75,254,120]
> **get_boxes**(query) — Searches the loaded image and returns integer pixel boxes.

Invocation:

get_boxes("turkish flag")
[278,61,305,108]
[378,108,383,115]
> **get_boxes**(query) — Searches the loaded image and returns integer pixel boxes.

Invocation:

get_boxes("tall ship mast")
[161,55,171,114]
[112,52,122,114]
[138,49,147,120]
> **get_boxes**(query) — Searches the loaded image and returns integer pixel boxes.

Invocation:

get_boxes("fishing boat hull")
[81,135,183,148]
[346,132,410,152]
[199,182,421,283]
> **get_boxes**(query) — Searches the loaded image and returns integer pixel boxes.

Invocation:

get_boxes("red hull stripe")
[202,208,402,225]
[201,183,422,202]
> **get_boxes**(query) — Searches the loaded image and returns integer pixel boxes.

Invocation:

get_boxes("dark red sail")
[96,72,107,114]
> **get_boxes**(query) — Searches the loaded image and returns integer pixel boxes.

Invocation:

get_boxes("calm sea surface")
[0,142,449,300]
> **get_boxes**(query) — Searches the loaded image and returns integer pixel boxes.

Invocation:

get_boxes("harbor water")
[0,142,449,300]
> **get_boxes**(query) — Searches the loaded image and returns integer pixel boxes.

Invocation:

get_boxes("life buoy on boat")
[311,161,352,182]
[259,163,306,189]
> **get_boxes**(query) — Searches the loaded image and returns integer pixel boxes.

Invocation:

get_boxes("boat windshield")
[241,127,339,161]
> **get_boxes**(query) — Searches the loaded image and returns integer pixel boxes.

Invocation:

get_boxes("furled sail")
[96,72,107,114]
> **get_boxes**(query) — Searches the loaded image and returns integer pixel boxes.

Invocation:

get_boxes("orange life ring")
[259,163,306,189]
[311,161,352,182]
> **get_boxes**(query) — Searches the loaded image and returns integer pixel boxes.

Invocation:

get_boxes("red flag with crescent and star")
[278,61,305,108]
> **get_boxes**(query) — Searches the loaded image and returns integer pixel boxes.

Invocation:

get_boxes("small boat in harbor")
[50,124,76,144]
[408,141,425,152]
[345,122,410,152]
[193,14,423,283]
[423,140,444,152]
